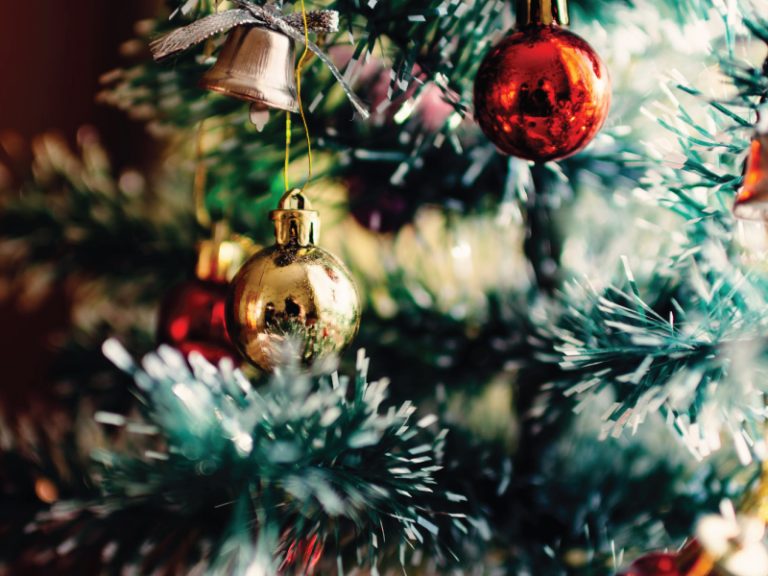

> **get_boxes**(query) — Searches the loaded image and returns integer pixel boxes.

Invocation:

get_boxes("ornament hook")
[278,188,311,210]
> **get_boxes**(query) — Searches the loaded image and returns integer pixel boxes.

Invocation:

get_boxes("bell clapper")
[250,105,270,130]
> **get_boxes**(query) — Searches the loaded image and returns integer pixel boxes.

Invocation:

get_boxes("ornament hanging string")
[150,1,370,119]
[284,112,291,191]
[283,0,313,192]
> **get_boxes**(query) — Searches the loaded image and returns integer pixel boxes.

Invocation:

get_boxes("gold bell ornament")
[226,189,361,371]
[200,24,299,116]
[149,3,370,122]
[734,126,768,221]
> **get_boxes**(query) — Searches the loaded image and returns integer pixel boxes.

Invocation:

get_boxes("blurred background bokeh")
[0,0,161,412]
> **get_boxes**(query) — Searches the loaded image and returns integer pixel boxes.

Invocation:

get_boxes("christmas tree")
[3,0,768,573]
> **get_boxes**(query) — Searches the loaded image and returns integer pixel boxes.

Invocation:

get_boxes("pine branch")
[14,341,476,574]
[0,132,195,300]
[503,392,753,574]
[356,292,527,404]
[534,256,768,458]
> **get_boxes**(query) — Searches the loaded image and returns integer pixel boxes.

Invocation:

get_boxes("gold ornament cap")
[516,0,569,27]
[270,189,321,247]
[196,221,249,283]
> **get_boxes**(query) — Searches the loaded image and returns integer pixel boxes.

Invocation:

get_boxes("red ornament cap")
[473,0,610,162]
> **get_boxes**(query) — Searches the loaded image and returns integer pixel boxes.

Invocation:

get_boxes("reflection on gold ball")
[226,243,361,371]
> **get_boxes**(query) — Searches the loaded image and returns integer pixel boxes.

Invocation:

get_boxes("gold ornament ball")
[226,190,361,371]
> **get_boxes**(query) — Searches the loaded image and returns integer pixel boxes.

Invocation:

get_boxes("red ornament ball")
[474,25,611,162]
[616,552,681,576]
[280,534,324,575]
[157,278,235,363]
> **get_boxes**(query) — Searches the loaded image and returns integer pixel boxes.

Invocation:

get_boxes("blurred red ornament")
[733,132,768,221]
[617,553,682,576]
[417,84,456,131]
[157,278,233,363]
[474,0,610,162]
[330,45,454,130]
[157,223,248,363]
[369,70,454,129]
[280,534,324,575]
[616,539,721,576]
[347,172,413,233]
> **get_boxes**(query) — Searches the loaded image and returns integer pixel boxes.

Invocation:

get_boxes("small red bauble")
[616,553,682,576]
[157,223,248,364]
[279,534,324,575]
[347,171,414,234]
[157,278,234,363]
[474,25,610,162]
[616,539,719,576]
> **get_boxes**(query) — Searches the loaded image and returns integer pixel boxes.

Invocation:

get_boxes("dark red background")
[0,1,162,411]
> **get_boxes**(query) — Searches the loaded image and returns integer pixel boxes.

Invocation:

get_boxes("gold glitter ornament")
[226,189,361,371]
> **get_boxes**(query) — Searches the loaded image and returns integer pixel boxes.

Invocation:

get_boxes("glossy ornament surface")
[227,190,360,371]
[474,22,610,161]
[158,279,233,363]
[200,25,299,113]
[733,133,768,221]
[616,544,714,576]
